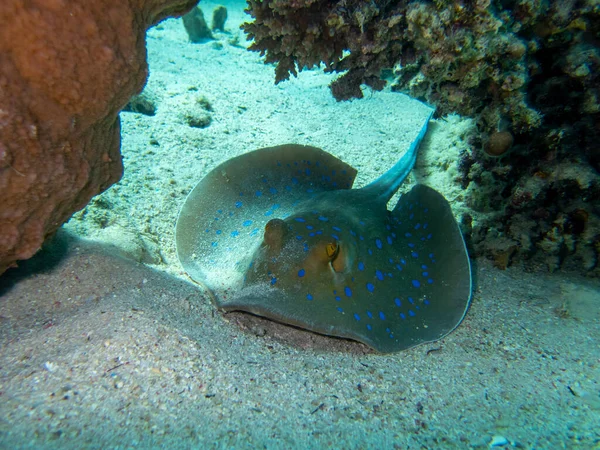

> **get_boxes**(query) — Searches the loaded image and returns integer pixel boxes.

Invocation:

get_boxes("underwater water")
[1,1,599,448]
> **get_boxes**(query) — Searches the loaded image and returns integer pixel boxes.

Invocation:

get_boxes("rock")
[182,7,213,42]
[124,91,158,116]
[211,6,228,32]
[0,0,198,275]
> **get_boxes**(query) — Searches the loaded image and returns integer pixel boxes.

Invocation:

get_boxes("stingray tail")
[361,109,434,204]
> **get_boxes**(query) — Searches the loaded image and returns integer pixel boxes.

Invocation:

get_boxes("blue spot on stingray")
[295,217,305,222]
[411,251,419,258]
[335,296,341,301]
[368,249,373,255]
[216,230,222,235]
[250,228,259,236]
[409,310,416,317]
[318,216,329,222]
[412,280,421,288]
[405,232,412,237]
[298,269,306,278]
[306,294,313,300]
[408,243,415,248]
[332,226,341,232]
[408,297,415,304]
[367,324,372,331]
[428,279,434,284]
[272,204,280,210]
[427,233,432,240]
[331,234,339,240]
[270,187,278,194]
[309,232,316,237]
[291,177,299,184]
[354,313,360,321]
[231,230,239,237]
[424,299,430,305]
[211,242,218,247]
[316,231,323,235]
[376,270,384,281]
[344,286,352,297]
[306,225,314,230]
[366,283,375,292]
[358,262,365,271]
[387,236,393,245]
[400,313,406,320]
[296,235,303,240]
[401,259,406,265]
[243,220,252,227]
[305,168,311,175]
[239,192,244,196]
[394,298,401,307]
[255,191,262,197]
[379,311,385,320]
[270,277,277,285]
[409,213,414,220]
[367,311,373,319]
[359,220,365,226]
[422,271,429,276]
[423,223,429,229]
[395,264,403,271]
[415,223,421,230]
[265,210,273,216]
[375,239,383,249]
[235,201,242,208]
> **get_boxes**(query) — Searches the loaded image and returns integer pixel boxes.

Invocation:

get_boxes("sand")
[1,1,599,448]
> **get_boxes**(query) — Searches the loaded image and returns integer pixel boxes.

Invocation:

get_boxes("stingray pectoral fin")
[393,184,472,341]
[176,144,358,292]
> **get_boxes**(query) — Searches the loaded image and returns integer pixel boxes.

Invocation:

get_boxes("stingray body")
[176,111,472,352]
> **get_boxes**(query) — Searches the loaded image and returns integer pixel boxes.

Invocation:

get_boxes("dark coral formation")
[242,0,600,274]
[0,0,197,275]
[242,0,399,100]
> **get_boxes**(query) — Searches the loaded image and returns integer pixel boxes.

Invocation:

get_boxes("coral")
[183,6,214,42]
[242,0,600,274]
[0,0,197,275]
[242,0,409,99]
[212,6,228,32]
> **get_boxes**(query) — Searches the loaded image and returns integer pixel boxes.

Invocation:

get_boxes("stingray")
[176,111,472,353]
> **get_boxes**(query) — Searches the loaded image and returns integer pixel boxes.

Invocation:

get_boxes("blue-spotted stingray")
[176,111,472,353]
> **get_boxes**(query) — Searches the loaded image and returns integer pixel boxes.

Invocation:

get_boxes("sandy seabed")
[1,1,599,448]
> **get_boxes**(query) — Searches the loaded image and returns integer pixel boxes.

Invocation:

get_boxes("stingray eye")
[326,242,339,260]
